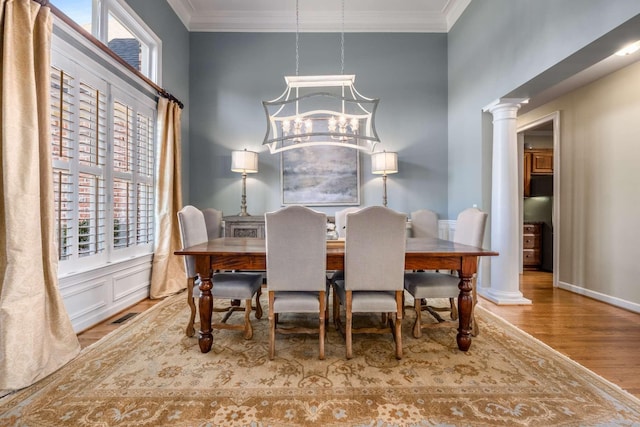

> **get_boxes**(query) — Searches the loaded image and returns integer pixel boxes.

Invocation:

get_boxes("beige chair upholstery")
[202,208,223,239]
[265,205,329,360]
[178,205,262,339]
[329,207,360,282]
[335,206,361,238]
[332,206,406,359]
[410,209,438,238]
[404,207,488,338]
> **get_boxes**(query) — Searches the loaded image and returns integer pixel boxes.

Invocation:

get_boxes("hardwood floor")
[76,298,163,348]
[479,271,640,399]
[77,271,640,398]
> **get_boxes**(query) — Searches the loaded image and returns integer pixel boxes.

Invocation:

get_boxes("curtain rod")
[34,0,184,109]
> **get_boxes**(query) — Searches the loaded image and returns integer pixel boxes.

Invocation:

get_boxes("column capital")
[483,98,529,115]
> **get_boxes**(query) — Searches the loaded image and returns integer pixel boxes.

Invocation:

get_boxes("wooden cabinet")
[531,150,553,174]
[524,149,553,197]
[223,216,265,238]
[523,223,541,269]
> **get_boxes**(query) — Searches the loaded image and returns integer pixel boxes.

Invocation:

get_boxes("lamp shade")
[231,150,258,173]
[371,151,398,175]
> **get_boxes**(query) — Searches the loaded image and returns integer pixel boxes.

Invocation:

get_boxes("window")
[51,22,156,275]
[53,0,161,83]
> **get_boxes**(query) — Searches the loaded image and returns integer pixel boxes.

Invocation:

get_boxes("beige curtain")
[0,0,80,393]
[149,97,185,298]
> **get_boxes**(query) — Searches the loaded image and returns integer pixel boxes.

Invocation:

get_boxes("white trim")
[59,255,153,332]
[517,111,561,287]
[557,281,640,314]
[165,1,472,33]
[108,0,162,85]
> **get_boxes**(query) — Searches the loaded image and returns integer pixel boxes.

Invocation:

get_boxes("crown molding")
[166,0,470,33]
[443,0,471,31]
[189,11,447,33]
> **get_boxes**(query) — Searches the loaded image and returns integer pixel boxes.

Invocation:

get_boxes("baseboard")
[557,281,640,314]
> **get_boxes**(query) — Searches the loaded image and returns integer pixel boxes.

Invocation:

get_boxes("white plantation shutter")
[113,100,135,249]
[50,67,75,261]
[51,41,156,274]
[77,82,107,257]
[136,112,154,244]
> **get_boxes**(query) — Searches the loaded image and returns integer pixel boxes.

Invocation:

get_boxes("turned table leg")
[456,257,477,351]
[198,272,213,353]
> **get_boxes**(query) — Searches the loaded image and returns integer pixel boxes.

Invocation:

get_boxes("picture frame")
[281,145,360,206]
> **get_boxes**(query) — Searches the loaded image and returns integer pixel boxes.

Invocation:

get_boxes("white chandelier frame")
[262,75,380,154]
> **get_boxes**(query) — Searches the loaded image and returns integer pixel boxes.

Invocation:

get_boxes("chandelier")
[262,0,381,154]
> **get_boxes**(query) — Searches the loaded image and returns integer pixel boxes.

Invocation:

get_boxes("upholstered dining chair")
[177,205,263,339]
[410,209,438,238]
[335,206,361,238]
[202,208,223,239]
[332,206,407,359]
[265,205,329,360]
[404,207,488,338]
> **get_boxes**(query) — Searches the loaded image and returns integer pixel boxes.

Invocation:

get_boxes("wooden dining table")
[175,237,498,354]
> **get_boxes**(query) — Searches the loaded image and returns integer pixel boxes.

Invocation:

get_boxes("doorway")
[517,111,559,287]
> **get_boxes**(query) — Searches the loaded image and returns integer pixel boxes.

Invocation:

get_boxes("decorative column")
[481,99,531,305]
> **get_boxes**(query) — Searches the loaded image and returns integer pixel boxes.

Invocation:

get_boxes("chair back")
[453,207,488,247]
[265,206,327,292]
[344,206,406,291]
[335,207,361,238]
[177,205,208,278]
[411,209,438,238]
[203,208,223,239]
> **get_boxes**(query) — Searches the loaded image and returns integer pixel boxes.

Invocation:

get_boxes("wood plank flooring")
[77,271,640,398]
[478,271,640,399]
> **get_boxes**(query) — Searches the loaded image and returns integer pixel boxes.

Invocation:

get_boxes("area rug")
[2,292,640,427]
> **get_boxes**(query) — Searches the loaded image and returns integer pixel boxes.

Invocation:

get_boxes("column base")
[478,287,532,305]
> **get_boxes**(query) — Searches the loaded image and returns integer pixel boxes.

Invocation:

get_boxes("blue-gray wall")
[447,0,640,217]
[188,32,448,218]
[124,0,191,200]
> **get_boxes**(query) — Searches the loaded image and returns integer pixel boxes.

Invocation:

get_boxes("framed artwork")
[281,145,360,206]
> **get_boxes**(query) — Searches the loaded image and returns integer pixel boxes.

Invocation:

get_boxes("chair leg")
[268,292,276,360]
[186,278,196,337]
[254,287,263,320]
[395,291,403,360]
[471,275,480,336]
[346,291,353,359]
[319,290,326,360]
[333,286,340,330]
[449,297,458,320]
[243,298,253,340]
[413,298,422,338]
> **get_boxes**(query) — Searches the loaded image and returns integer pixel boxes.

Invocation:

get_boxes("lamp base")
[237,212,251,217]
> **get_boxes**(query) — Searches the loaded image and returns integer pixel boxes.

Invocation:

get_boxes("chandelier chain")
[295,0,299,75]
[341,0,345,75]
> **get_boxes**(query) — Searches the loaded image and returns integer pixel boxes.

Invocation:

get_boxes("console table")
[223,215,265,238]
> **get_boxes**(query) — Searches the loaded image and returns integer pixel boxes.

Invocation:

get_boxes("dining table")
[175,237,498,354]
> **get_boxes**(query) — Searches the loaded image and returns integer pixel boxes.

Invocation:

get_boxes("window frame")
[92,0,162,84]
[52,16,157,277]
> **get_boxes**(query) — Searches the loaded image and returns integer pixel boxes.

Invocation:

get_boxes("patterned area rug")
[2,292,640,426]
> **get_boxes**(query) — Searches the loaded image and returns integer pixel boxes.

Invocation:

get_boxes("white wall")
[518,61,640,311]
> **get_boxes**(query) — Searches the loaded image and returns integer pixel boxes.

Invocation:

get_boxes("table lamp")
[231,149,258,216]
[371,151,398,207]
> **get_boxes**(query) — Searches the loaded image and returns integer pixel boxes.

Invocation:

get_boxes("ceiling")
[165,1,640,117]
[166,0,472,32]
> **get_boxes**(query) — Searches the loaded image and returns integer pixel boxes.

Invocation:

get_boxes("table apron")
[197,253,478,274]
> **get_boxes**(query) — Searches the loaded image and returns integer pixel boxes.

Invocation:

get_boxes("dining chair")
[332,206,407,359]
[404,207,488,338]
[202,208,223,239]
[265,205,328,360]
[178,205,263,339]
[335,206,361,238]
[410,209,438,238]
